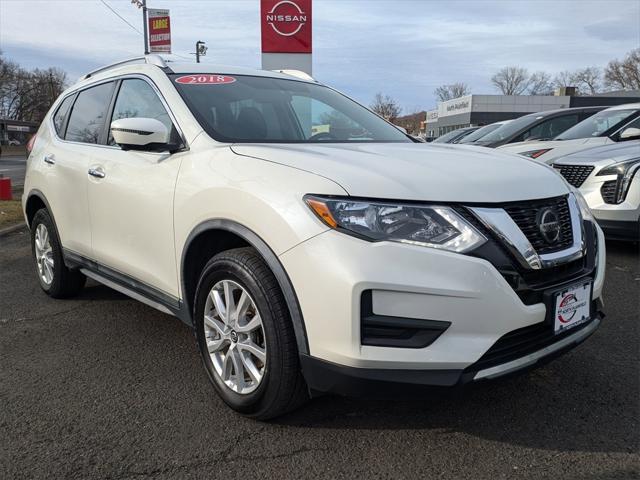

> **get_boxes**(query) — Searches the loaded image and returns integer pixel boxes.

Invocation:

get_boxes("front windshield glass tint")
[458,123,502,143]
[478,114,540,142]
[170,74,410,143]
[554,109,637,140]
[432,129,468,143]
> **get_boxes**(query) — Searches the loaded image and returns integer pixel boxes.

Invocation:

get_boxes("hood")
[231,143,569,203]
[498,137,612,164]
[554,140,640,166]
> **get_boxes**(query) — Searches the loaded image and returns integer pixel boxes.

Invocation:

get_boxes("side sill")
[63,249,191,325]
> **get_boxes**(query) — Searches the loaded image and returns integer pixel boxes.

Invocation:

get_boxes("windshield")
[458,123,505,143]
[477,114,541,143]
[432,130,462,143]
[554,109,638,140]
[170,74,410,143]
[433,128,471,143]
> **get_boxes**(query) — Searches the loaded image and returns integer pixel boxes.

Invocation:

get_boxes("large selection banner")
[261,0,312,53]
[148,8,171,54]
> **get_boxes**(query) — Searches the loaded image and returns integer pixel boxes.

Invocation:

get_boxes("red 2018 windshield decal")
[174,75,236,85]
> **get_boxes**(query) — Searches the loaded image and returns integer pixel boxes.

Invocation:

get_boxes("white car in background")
[498,103,640,163]
[553,141,640,241]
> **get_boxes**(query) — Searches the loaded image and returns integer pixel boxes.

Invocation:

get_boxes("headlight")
[304,196,486,253]
[595,158,640,204]
[520,148,553,159]
[571,188,594,222]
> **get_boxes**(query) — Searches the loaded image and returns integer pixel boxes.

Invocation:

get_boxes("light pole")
[131,0,149,54]
[195,41,207,63]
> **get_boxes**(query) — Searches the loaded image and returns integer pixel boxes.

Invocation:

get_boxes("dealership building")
[425,93,640,138]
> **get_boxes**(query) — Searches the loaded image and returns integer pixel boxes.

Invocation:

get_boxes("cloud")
[1,0,638,111]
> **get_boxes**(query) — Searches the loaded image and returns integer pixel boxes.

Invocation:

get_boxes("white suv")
[23,56,606,419]
[553,141,640,241]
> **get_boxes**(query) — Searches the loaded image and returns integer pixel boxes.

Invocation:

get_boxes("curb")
[0,222,26,237]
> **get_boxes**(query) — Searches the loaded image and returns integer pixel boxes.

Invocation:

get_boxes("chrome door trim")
[88,167,106,179]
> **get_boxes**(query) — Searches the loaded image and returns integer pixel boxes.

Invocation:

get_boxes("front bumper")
[596,218,640,241]
[300,311,602,396]
[580,171,640,240]
[280,221,606,382]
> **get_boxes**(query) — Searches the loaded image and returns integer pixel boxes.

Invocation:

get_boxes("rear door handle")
[44,154,55,165]
[88,167,105,179]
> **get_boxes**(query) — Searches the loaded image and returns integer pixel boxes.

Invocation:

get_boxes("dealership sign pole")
[260,0,312,74]
[147,8,171,54]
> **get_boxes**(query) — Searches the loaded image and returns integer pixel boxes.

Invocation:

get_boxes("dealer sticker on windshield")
[554,281,591,333]
[174,75,236,85]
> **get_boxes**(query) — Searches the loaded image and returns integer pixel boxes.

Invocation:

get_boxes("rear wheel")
[194,247,308,420]
[30,209,86,298]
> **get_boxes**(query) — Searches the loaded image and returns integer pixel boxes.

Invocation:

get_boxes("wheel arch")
[180,219,309,356]
[25,189,53,228]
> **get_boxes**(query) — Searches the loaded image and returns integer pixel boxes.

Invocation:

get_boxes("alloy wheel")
[34,223,54,285]
[204,279,267,394]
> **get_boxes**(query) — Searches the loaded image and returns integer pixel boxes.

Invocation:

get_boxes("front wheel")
[194,247,308,420]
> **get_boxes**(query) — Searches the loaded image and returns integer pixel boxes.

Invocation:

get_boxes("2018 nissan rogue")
[23,56,606,419]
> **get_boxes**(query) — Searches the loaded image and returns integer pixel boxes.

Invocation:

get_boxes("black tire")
[30,209,86,298]
[194,247,308,420]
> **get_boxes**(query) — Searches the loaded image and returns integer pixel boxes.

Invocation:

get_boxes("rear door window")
[65,82,115,144]
[522,114,579,141]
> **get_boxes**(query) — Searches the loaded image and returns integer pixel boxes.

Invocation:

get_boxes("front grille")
[600,180,618,204]
[503,196,573,254]
[554,164,594,188]
[469,312,597,372]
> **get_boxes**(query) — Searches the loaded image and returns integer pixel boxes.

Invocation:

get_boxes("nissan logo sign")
[537,208,561,244]
[266,0,307,37]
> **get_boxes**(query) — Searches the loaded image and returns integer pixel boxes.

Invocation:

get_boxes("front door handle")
[44,154,55,165]
[88,167,105,179]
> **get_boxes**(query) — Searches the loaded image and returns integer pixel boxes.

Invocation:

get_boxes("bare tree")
[370,93,402,121]
[569,67,602,95]
[0,52,68,123]
[604,48,640,90]
[491,66,530,95]
[527,71,553,95]
[434,82,470,101]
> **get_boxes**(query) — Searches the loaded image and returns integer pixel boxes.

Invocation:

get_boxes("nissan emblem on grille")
[537,208,561,244]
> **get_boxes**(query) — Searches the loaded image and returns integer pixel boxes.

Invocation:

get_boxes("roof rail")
[80,55,168,81]
[272,69,316,82]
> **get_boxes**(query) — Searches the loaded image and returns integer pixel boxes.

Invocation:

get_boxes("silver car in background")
[553,141,640,241]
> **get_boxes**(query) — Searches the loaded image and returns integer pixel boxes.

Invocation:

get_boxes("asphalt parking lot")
[1,228,639,479]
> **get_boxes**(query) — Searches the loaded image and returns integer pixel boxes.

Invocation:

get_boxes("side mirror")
[111,117,169,151]
[619,127,640,141]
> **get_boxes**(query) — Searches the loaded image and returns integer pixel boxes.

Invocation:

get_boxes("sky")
[1,0,639,113]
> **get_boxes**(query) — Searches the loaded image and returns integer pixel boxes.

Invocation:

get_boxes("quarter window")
[52,95,75,137]
[108,79,175,146]
[65,82,115,144]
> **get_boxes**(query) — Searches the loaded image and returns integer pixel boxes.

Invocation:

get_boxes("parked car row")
[432,103,640,241]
